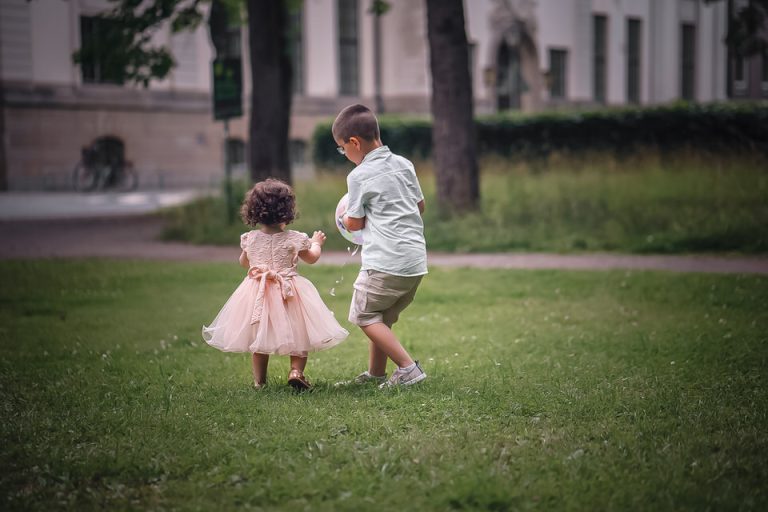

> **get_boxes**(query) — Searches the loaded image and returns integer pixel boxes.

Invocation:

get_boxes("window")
[627,18,642,104]
[226,138,246,167]
[762,48,768,85]
[337,0,359,96]
[593,15,608,103]
[79,16,124,84]
[289,5,304,94]
[681,23,696,100]
[734,53,746,83]
[549,49,568,99]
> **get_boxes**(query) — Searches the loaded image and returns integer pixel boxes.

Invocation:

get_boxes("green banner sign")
[212,57,243,120]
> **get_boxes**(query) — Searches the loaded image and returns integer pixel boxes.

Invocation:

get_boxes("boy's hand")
[311,231,327,247]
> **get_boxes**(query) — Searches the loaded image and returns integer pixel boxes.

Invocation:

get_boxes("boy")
[334,104,428,388]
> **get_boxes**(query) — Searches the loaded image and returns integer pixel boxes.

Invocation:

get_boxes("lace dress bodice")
[240,230,312,271]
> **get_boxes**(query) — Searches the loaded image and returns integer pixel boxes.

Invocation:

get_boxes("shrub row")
[311,102,768,166]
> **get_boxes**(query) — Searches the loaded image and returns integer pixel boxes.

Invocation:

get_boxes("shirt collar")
[361,145,390,165]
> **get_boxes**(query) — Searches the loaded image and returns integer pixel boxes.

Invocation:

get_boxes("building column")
[571,0,593,103]
[649,0,678,103]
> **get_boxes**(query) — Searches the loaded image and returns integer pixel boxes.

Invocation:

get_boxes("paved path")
[2,216,767,274]
[0,190,209,220]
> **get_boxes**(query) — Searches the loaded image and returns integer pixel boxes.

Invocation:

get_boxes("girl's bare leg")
[289,355,308,373]
[252,353,269,386]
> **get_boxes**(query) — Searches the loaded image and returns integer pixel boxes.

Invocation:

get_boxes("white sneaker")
[379,361,427,389]
[334,370,387,387]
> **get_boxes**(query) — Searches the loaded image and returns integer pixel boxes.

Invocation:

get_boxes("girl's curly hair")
[240,179,297,227]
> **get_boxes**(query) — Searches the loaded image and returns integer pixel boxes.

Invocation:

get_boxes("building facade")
[0,0,760,190]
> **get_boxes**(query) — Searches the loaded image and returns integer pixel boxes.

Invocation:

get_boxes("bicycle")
[72,137,139,192]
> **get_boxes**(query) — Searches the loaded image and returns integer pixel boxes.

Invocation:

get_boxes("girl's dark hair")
[240,179,297,227]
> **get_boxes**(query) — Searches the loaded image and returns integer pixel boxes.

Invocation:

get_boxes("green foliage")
[312,103,768,167]
[73,0,209,87]
[368,0,391,16]
[1,261,767,510]
[162,152,768,254]
[703,0,768,56]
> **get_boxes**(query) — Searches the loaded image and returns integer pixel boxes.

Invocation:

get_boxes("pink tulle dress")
[202,230,349,355]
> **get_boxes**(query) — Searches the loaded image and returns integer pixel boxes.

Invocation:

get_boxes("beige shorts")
[348,270,424,327]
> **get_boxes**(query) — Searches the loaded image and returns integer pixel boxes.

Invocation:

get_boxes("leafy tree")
[425,0,479,212]
[703,0,768,56]
[73,0,293,184]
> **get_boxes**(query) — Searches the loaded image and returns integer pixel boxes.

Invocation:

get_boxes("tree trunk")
[246,0,292,183]
[425,0,479,212]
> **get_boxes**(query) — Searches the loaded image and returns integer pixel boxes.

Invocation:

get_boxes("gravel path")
[2,216,767,274]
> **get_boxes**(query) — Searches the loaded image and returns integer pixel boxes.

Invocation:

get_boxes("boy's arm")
[342,214,366,231]
[417,199,425,215]
[344,172,368,232]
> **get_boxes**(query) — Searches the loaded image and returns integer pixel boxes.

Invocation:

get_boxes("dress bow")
[247,266,297,324]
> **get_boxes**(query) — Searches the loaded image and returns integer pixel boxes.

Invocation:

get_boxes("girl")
[202,179,349,390]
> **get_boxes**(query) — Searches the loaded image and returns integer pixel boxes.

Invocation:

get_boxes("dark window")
[549,48,568,99]
[593,14,608,103]
[681,23,696,100]
[290,140,308,165]
[226,138,246,167]
[224,27,241,58]
[763,48,768,83]
[496,40,522,110]
[627,18,642,104]
[289,6,304,95]
[79,16,124,85]
[734,53,746,82]
[338,0,359,96]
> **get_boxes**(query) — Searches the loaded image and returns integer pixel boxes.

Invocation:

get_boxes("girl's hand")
[311,230,326,247]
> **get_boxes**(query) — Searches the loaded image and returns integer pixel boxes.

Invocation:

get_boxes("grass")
[1,260,767,510]
[161,152,768,254]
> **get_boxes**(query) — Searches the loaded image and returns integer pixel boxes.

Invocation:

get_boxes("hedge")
[311,102,768,166]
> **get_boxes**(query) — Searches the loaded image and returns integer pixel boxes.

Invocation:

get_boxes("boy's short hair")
[332,104,380,142]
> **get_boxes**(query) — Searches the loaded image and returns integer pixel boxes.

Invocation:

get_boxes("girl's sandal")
[287,369,311,391]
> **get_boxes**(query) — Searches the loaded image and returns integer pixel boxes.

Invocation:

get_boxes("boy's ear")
[349,136,361,149]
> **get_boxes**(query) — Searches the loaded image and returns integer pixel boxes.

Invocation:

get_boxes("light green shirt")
[346,146,427,276]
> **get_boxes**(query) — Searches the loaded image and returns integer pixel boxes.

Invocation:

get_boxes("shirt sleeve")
[411,167,424,202]
[346,172,367,218]
[296,231,312,252]
[240,232,249,251]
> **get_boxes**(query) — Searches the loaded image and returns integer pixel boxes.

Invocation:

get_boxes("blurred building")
[0,0,762,190]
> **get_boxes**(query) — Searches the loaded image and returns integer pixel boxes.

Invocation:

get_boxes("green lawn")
[1,260,767,511]
[161,152,768,254]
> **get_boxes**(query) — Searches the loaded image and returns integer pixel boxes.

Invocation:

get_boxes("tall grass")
[161,152,768,253]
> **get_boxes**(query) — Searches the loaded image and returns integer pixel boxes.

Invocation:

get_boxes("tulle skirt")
[202,275,349,355]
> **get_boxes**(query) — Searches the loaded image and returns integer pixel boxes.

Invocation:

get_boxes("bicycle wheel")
[72,160,99,191]
[113,162,139,192]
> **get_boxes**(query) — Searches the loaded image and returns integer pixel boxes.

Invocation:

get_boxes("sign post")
[212,57,243,224]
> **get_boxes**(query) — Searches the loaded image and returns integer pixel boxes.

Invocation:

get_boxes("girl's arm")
[342,214,366,231]
[299,231,326,264]
[239,251,250,269]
